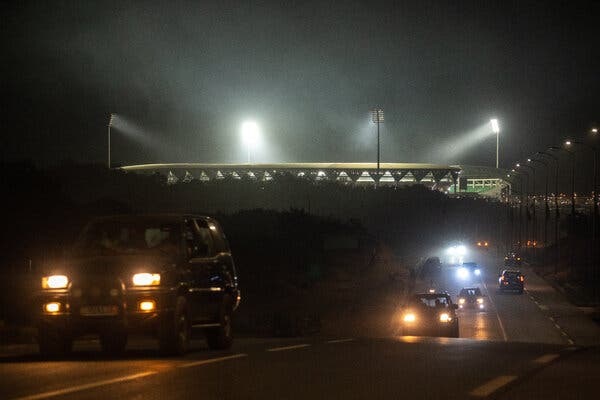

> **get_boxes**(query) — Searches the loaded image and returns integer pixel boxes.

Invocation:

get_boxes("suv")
[498,269,524,294]
[400,292,459,338]
[34,214,240,356]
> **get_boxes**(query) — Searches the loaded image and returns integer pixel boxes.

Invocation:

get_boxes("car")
[34,214,240,356]
[498,269,525,294]
[476,240,490,249]
[457,287,485,309]
[456,262,482,280]
[504,252,523,267]
[400,292,459,338]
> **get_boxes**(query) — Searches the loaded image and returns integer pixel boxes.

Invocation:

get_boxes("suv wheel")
[100,331,128,355]
[38,327,72,357]
[206,296,233,350]
[159,296,190,356]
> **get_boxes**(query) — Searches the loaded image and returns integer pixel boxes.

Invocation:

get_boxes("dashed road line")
[469,375,518,397]
[534,353,559,364]
[538,304,548,311]
[567,339,575,345]
[179,353,248,368]
[267,344,311,352]
[11,371,158,400]
[481,280,508,342]
[326,338,355,344]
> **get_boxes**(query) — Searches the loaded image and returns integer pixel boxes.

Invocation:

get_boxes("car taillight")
[520,276,524,282]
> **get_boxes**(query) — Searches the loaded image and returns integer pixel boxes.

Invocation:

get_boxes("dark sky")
[2,0,599,168]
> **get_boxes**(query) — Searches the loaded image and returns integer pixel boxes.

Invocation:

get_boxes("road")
[2,250,599,399]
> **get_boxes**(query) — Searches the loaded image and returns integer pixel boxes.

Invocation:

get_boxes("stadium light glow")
[241,121,260,163]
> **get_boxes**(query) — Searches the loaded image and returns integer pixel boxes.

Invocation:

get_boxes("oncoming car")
[458,287,485,310]
[400,292,459,338]
[456,262,481,280]
[34,214,240,356]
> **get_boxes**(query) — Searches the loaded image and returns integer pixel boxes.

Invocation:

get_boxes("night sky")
[2,0,599,168]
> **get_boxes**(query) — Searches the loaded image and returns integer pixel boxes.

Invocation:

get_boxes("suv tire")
[206,295,233,350]
[159,296,190,356]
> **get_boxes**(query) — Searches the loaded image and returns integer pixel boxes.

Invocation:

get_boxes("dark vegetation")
[1,161,510,340]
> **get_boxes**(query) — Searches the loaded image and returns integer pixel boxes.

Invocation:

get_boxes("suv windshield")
[414,295,450,308]
[74,219,181,257]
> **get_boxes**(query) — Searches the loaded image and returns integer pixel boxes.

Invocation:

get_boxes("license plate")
[80,305,119,316]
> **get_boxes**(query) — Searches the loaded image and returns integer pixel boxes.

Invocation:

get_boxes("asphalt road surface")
[2,250,599,399]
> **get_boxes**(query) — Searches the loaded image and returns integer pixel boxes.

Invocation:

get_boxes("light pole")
[550,144,576,274]
[107,113,115,169]
[241,121,260,163]
[566,138,599,285]
[517,163,535,257]
[511,168,526,250]
[371,108,384,179]
[490,119,500,168]
[537,151,560,274]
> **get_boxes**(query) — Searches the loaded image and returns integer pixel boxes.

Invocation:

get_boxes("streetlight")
[241,121,260,163]
[371,108,384,179]
[108,113,116,169]
[490,118,500,169]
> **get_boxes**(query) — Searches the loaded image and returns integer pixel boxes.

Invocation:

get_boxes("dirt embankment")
[234,245,412,338]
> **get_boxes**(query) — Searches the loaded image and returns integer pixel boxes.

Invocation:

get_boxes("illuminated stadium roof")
[120,162,461,186]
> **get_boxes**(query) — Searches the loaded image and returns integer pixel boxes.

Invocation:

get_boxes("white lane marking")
[538,304,549,311]
[554,323,562,330]
[469,375,518,397]
[534,353,560,364]
[12,371,157,400]
[481,280,508,342]
[548,316,555,321]
[326,338,355,344]
[567,339,575,345]
[179,353,248,368]
[561,331,568,337]
[267,344,310,352]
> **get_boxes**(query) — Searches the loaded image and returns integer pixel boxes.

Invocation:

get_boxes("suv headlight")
[439,313,451,322]
[42,275,69,289]
[132,273,161,286]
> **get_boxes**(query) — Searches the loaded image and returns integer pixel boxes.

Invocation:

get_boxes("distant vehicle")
[504,252,523,266]
[456,262,481,280]
[476,241,490,249]
[400,292,459,338]
[458,287,485,309]
[419,257,442,278]
[498,269,525,294]
[34,214,240,356]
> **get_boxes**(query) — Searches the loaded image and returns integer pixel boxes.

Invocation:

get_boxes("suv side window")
[185,219,213,258]
[207,221,229,254]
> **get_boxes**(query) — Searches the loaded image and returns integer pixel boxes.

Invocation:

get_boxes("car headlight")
[474,269,481,276]
[477,298,484,304]
[458,298,465,304]
[447,246,456,255]
[457,245,467,255]
[439,313,451,322]
[42,275,69,289]
[403,313,416,322]
[457,267,469,279]
[132,273,161,286]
